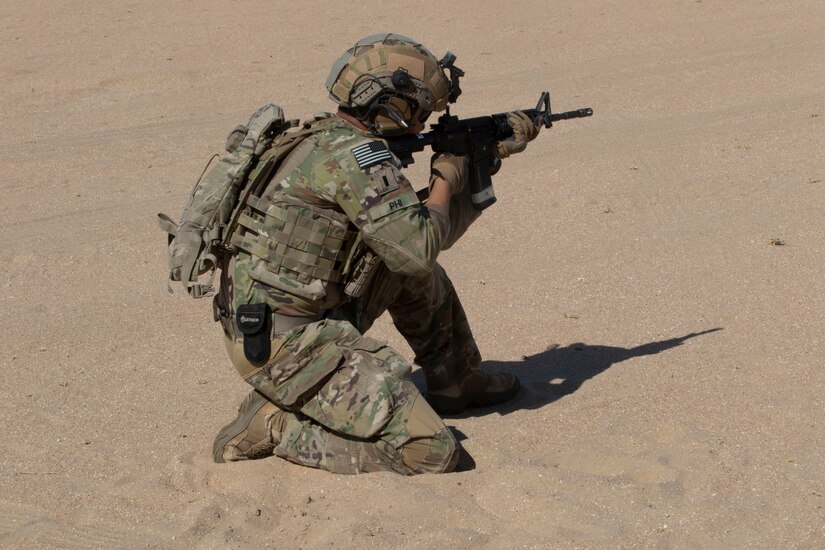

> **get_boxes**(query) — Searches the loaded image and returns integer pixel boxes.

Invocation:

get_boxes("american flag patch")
[351,141,392,169]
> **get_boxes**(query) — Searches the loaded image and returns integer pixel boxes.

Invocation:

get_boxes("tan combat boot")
[213,390,285,463]
[426,370,520,415]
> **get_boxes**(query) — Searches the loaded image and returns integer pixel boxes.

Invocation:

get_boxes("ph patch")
[367,192,418,221]
[352,141,392,169]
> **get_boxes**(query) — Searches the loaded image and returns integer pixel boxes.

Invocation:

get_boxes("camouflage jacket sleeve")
[319,136,448,277]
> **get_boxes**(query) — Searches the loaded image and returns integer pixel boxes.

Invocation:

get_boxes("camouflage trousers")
[336,262,482,395]
[223,263,479,474]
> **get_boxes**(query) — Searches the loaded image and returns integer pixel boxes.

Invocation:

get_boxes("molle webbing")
[231,195,357,284]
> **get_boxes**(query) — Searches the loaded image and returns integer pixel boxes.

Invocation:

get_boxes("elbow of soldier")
[378,237,440,276]
[390,249,439,277]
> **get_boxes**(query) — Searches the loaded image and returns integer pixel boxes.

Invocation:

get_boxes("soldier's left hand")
[430,153,469,195]
[495,111,540,159]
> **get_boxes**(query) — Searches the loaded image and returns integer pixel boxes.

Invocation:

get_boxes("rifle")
[386,92,593,210]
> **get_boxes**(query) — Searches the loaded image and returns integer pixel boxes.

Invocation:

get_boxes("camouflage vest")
[229,193,359,288]
[225,117,381,308]
[158,105,324,298]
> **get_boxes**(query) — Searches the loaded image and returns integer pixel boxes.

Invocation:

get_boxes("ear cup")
[370,96,415,135]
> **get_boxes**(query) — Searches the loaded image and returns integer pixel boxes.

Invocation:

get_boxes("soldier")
[212,33,539,474]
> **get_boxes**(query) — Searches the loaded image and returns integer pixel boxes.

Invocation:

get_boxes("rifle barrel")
[550,108,593,122]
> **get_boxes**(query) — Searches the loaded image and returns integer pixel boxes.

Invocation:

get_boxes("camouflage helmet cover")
[325,33,453,135]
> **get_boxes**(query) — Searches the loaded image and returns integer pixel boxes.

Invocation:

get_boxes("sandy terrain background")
[1,0,823,547]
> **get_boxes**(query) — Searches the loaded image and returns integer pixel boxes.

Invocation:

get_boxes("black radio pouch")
[236,303,271,365]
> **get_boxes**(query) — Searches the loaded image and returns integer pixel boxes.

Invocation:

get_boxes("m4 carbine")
[386,92,593,210]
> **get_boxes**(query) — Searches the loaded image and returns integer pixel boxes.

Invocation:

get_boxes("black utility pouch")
[236,303,271,365]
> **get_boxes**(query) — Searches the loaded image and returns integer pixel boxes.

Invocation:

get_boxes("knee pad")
[400,395,459,473]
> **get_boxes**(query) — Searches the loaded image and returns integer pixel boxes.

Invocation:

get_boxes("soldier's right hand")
[430,153,468,195]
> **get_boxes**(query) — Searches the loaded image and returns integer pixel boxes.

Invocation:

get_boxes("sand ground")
[1,1,824,548]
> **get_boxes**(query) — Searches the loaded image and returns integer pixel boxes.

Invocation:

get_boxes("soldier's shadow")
[414,328,722,418]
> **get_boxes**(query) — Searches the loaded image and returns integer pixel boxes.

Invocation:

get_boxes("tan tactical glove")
[430,153,468,195]
[495,111,541,159]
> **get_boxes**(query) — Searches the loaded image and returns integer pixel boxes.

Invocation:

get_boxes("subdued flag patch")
[352,141,392,169]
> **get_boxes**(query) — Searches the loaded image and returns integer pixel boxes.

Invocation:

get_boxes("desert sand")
[1,0,824,548]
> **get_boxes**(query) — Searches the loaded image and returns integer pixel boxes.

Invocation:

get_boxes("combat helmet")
[325,33,463,136]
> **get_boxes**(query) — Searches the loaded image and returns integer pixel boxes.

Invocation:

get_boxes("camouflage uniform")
[337,262,481,396]
[214,115,481,474]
